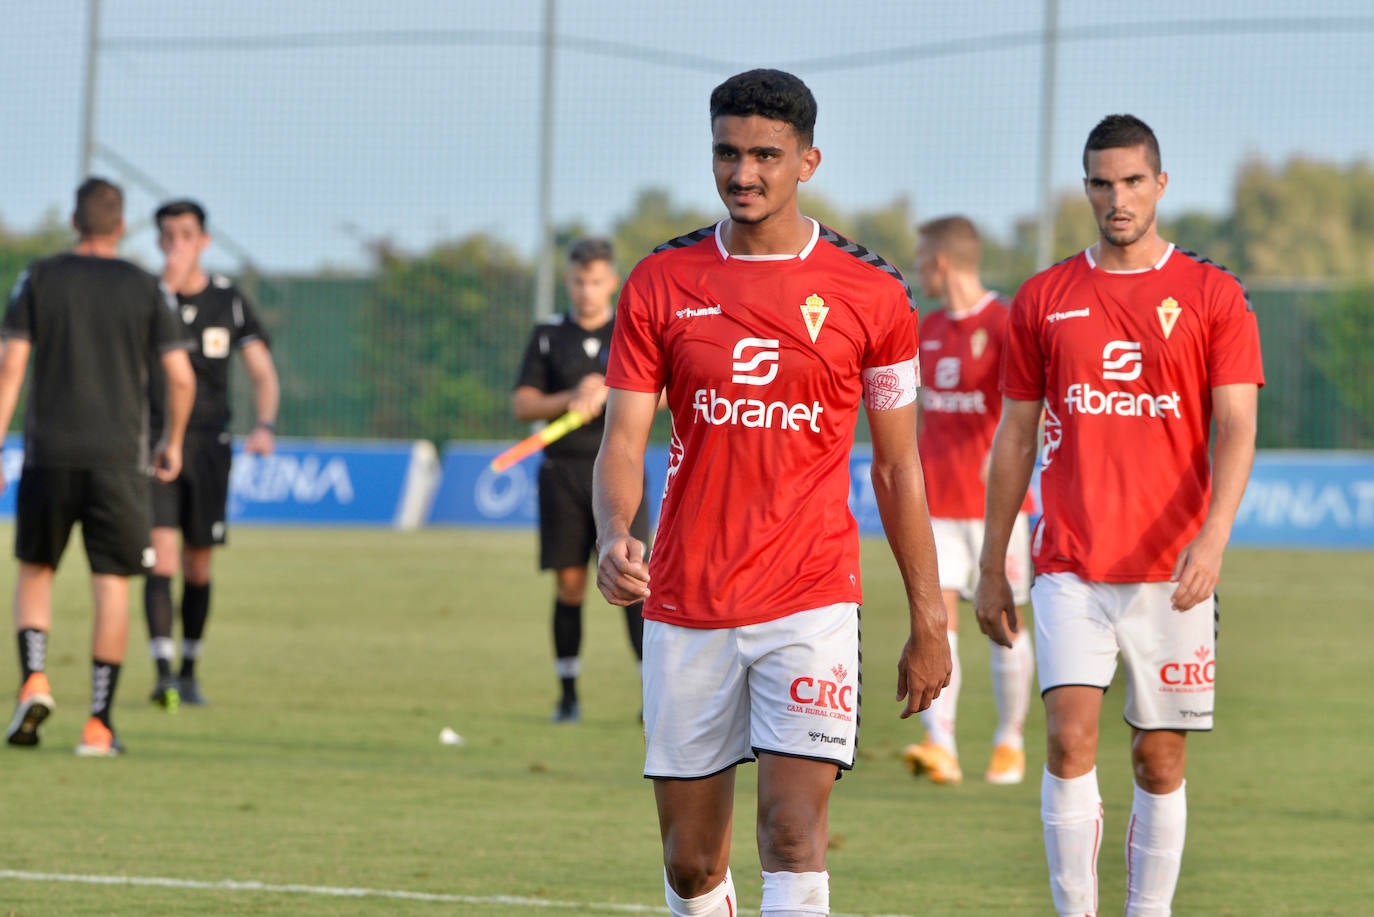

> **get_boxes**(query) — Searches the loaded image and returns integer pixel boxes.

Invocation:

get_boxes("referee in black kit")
[512,238,649,724]
[144,199,281,710]
[1,177,195,757]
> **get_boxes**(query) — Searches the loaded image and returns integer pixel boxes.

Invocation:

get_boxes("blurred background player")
[902,215,1036,786]
[512,237,648,724]
[1,178,194,756]
[595,69,950,917]
[145,199,280,709]
[976,114,1263,917]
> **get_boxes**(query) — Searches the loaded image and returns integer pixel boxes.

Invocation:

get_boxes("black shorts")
[538,456,649,571]
[150,432,232,548]
[15,466,153,575]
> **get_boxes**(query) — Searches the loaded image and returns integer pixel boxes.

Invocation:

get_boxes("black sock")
[625,601,644,661]
[145,575,174,678]
[553,600,581,702]
[17,628,48,682]
[91,659,122,728]
[180,581,211,678]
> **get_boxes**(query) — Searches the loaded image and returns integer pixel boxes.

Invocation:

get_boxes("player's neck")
[72,236,119,258]
[943,273,990,317]
[721,211,813,257]
[571,304,612,331]
[1090,230,1170,272]
[172,267,210,297]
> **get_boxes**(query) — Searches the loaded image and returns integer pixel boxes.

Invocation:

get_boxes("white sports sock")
[1042,767,1103,917]
[1125,781,1187,917]
[149,637,175,661]
[664,869,736,917]
[989,628,1034,750]
[919,630,960,755]
[760,870,829,915]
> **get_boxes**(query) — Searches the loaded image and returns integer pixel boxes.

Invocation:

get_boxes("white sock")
[1125,781,1187,917]
[989,628,1034,750]
[760,870,829,915]
[1042,768,1103,917]
[919,630,960,755]
[181,638,203,661]
[149,637,175,661]
[664,869,736,917]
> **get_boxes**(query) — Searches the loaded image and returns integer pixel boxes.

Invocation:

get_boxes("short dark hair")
[73,177,124,236]
[709,69,817,147]
[155,199,208,230]
[567,237,614,268]
[1083,114,1161,175]
[917,215,982,271]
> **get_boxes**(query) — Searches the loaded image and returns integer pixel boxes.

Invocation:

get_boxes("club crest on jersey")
[1157,297,1182,339]
[582,338,601,359]
[202,327,232,359]
[970,327,988,360]
[800,293,829,344]
[180,305,198,324]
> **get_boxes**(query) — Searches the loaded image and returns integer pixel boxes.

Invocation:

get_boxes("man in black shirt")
[0,177,195,756]
[144,200,280,709]
[513,238,648,723]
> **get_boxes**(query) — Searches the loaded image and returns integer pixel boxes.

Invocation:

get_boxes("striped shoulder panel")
[817,224,914,311]
[651,225,716,255]
[1176,248,1254,312]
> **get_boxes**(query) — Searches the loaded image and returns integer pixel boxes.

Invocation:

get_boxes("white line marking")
[0,869,914,916]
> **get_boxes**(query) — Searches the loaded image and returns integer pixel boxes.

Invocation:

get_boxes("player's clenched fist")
[596,534,650,606]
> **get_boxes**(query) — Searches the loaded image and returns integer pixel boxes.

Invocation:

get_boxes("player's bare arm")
[242,339,280,456]
[866,402,951,718]
[154,348,196,482]
[0,338,31,498]
[512,372,607,424]
[1170,382,1258,610]
[593,388,656,606]
[974,396,1042,647]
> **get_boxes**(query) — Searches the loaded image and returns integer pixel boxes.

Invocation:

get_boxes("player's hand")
[596,533,650,606]
[896,625,952,719]
[244,425,275,456]
[568,374,609,421]
[152,438,183,482]
[974,568,1019,648]
[1170,529,1226,611]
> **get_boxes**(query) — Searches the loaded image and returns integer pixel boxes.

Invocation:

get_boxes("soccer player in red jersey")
[595,69,950,917]
[903,216,1036,787]
[975,115,1263,917]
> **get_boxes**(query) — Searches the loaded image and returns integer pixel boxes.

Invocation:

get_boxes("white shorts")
[1032,572,1218,731]
[931,513,1032,605]
[642,603,860,780]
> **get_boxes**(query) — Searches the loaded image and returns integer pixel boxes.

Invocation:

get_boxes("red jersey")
[1001,244,1264,582]
[917,294,1033,519]
[607,220,919,628]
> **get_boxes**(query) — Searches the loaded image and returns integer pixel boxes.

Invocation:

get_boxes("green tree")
[0,210,71,291]
[611,189,716,272]
[360,234,533,442]
[1309,283,1374,446]
[1231,156,1374,280]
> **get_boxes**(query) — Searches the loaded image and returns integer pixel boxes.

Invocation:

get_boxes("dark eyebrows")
[713,142,786,157]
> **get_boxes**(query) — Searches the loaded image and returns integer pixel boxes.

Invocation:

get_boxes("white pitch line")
[0,869,914,917]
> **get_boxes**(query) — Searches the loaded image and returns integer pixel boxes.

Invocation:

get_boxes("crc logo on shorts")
[1159,645,1215,694]
[933,356,961,389]
[731,338,779,386]
[1102,340,1143,381]
[787,663,855,722]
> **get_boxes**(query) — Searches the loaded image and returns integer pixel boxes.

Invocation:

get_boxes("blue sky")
[2,1,1370,274]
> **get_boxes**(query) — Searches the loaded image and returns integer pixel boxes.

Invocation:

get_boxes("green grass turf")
[0,525,1368,916]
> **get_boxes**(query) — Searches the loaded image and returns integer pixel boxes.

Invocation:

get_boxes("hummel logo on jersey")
[675,304,723,320]
[732,338,780,386]
[1046,307,1090,323]
[1101,340,1143,381]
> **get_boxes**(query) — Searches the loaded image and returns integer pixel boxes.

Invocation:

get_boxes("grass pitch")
[0,525,1368,916]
